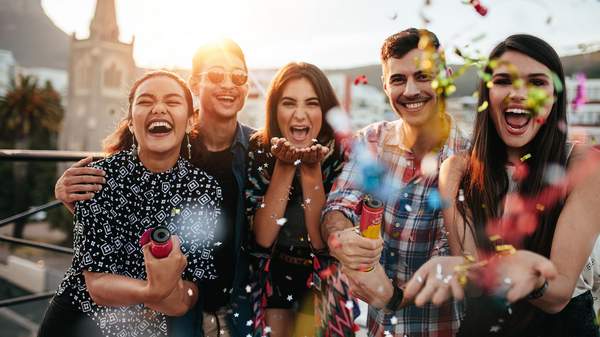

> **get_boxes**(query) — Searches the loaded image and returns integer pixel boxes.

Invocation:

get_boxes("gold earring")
[186,133,192,160]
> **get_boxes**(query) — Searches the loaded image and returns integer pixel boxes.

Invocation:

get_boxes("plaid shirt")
[324,117,470,337]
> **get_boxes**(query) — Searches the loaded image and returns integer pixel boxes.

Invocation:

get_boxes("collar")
[383,114,457,155]
[231,122,253,151]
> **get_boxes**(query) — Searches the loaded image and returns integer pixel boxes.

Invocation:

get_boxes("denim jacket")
[170,122,255,337]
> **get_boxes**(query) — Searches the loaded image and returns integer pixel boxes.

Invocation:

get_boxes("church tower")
[60,0,136,152]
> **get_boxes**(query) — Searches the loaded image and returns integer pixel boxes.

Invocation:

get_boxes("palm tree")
[0,74,64,238]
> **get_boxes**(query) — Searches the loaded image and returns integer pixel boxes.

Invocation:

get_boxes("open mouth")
[147,120,173,135]
[289,126,310,142]
[504,108,531,134]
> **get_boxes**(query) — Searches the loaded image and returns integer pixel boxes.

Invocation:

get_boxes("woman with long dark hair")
[403,34,600,336]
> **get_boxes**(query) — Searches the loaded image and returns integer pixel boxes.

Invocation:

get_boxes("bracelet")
[526,280,548,300]
[384,280,404,312]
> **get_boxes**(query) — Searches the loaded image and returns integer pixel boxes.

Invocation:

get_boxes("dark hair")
[458,33,568,335]
[256,62,339,145]
[458,34,567,254]
[103,70,195,154]
[188,38,247,93]
[380,28,440,63]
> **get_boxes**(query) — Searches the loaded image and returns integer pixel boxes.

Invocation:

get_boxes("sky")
[41,0,600,70]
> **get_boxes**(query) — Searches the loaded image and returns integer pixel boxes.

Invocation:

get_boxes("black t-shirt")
[197,147,237,311]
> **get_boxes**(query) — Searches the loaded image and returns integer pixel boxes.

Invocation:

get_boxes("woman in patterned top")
[245,62,345,337]
[39,70,221,337]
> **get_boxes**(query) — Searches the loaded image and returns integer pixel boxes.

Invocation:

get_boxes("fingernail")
[102,178,106,183]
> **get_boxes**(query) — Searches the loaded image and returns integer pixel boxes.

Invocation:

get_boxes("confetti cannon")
[139,226,173,258]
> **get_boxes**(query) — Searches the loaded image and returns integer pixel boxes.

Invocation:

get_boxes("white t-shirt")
[574,236,600,313]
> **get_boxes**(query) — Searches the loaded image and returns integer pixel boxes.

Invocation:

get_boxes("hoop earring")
[186,133,192,160]
[131,132,138,159]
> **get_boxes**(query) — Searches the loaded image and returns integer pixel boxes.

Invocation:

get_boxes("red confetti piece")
[353,75,368,85]
[512,162,529,182]
[469,0,488,16]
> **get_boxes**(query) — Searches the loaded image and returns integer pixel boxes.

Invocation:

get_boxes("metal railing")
[0,149,103,308]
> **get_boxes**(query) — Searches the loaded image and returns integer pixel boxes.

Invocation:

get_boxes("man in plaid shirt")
[321,29,470,336]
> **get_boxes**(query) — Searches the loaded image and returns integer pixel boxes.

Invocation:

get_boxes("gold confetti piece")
[520,153,532,162]
[536,203,545,211]
[478,101,489,112]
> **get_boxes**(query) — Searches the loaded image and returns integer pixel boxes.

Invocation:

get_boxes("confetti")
[427,188,444,210]
[353,74,368,85]
[405,204,413,212]
[294,159,301,166]
[260,203,266,208]
[187,288,194,296]
[286,294,293,301]
[572,72,587,112]
[390,316,398,325]
[234,312,239,317]
[264,326,271,333]
[214,241,222,246]
[478,100,489,112]
[543,163,566,185]
[467,0,488,16]
[245,285,252,293]
[520,153,532,162]
[276,218,287,226]
[421,152,439,177]
[345,300,354,309]
[246,320,253,326]
[436,263,443,280]
[305,198,311,205]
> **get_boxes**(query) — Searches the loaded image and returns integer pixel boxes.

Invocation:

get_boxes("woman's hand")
[403,251,558,307]
[404,256,466,307]
[271,137,302,165]
[143,236,187,302]
[298,144,329,166]
[497,250,557,303]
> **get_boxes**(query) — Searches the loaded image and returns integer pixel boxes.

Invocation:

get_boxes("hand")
[143,236,187,302]
[271,137,302,165]
[297,144,329,166]
[496,250,557,303]
[343,263,393,309]
[55,157,105,212]
[404,256,466,307]
[327,227,383,270]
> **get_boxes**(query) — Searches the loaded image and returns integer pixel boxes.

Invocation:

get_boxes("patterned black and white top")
[56,150,221,337]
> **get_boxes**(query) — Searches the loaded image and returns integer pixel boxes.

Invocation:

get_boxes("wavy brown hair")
[102,70,195,155]
[255,62,339,145]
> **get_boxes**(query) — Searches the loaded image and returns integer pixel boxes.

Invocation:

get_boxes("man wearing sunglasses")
[54,39,254,337]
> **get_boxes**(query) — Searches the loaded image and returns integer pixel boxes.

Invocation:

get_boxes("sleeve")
[322,124,383,225]
[73,196,123,275]
[244,140,272,229]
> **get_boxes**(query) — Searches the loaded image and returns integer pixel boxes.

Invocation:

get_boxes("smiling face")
[489,50,555,151]
[382,48,438,128]
[129,76,191,158]
[194,52,249,121]
[276,77,323,148]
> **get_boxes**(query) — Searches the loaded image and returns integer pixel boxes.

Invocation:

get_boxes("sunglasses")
[200,68,248,86]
